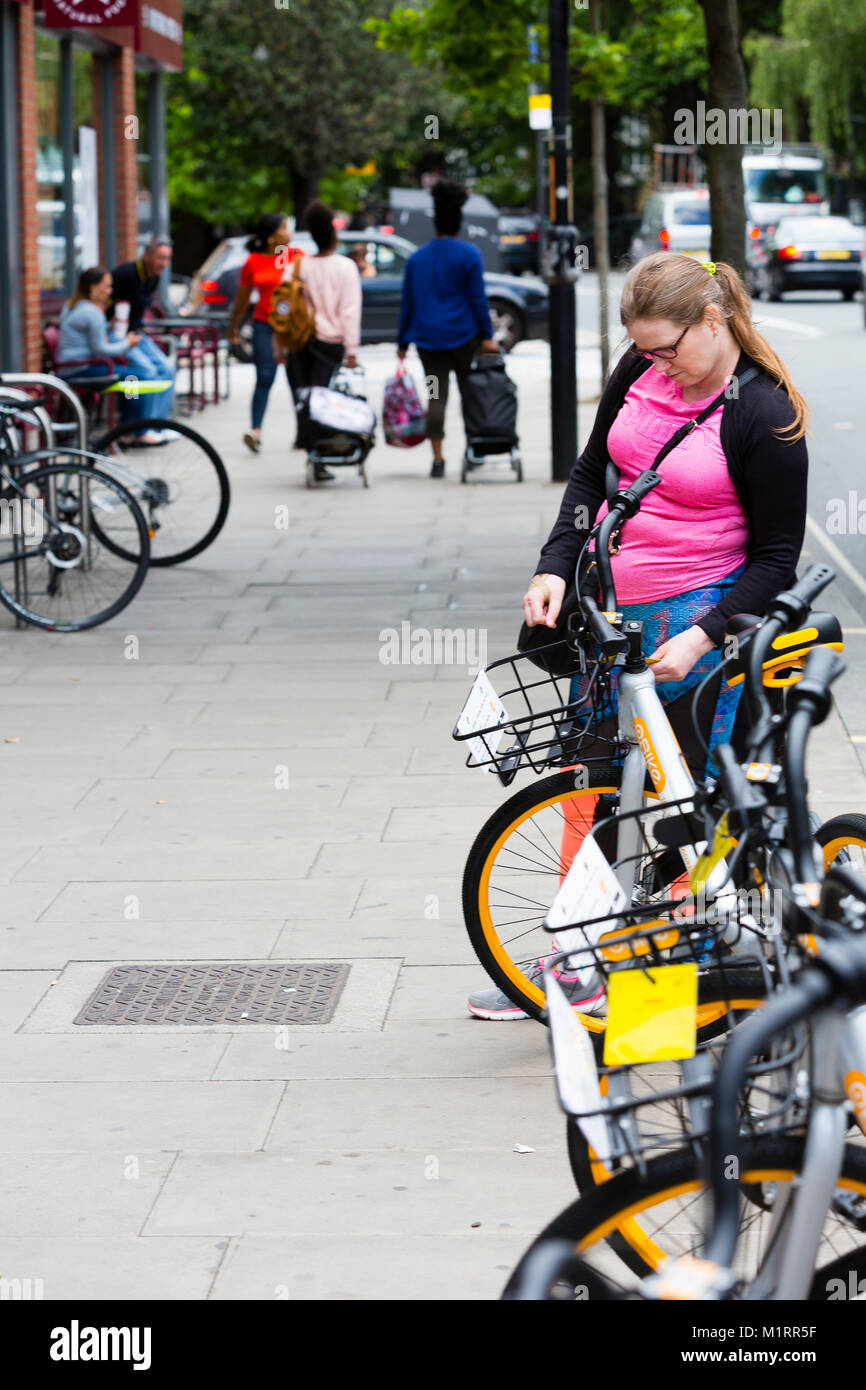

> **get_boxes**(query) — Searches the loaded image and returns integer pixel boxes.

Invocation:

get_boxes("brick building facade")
[0,0,183,371]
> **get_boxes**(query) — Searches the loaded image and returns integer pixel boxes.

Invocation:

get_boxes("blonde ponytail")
[619,253,809,443]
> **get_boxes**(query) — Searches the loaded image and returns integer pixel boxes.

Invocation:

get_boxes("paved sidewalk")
[1,342,864,1301]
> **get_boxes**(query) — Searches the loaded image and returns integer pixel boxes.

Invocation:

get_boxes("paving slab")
[142,1147,573,1239]
[0,1236,224,1300]
[209,1232,520,1301]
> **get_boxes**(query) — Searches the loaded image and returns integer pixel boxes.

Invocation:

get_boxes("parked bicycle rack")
[0,372,88,450]
[0,375,96,622]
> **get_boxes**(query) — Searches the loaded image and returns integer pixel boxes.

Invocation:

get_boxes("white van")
[743,147,828,232]
[628,188,712,263]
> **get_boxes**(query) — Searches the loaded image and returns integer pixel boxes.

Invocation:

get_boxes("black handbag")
[516,367,759,675]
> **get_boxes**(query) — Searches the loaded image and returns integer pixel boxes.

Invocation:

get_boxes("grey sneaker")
[467,961,606,1021]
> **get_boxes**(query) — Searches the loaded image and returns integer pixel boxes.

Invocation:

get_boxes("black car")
[497,212,542,276]
[757,215,863,301]
[184,229,549,354]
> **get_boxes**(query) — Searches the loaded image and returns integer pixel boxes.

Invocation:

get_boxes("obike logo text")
[846,1071,866,1137]
[633,717,665,792]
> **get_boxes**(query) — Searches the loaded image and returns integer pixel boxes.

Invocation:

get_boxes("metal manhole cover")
[73,962,351,1026]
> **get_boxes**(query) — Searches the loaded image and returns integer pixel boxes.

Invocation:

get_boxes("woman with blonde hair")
[468,252,809,1020]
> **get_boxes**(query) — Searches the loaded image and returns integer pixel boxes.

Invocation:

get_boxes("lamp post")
[543,0,578,484]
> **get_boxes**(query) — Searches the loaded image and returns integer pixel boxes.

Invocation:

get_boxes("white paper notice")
[545,833,628,982]
[546,972,611,1162]
[455,669,508,770]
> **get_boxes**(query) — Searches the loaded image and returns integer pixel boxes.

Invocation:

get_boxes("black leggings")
[417,338,478,441]
[289,338,344,395]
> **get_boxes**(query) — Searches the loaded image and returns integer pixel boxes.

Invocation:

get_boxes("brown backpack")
[268,257,315,352]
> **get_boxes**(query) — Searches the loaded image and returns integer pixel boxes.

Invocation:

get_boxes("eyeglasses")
[630,325,691,361]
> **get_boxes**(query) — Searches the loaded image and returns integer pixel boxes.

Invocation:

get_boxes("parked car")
[756,215,863,301]
[183,229,549,354]
[497,212,541,275]
[628,189,712,263]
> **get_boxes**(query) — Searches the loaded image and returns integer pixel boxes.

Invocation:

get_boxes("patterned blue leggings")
[570,565,745,781]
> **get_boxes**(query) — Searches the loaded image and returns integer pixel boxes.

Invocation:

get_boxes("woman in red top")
[228,213,303,454]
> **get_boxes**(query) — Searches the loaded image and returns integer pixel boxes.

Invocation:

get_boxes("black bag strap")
[604,364,759,502]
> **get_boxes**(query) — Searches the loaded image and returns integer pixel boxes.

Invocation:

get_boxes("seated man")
[109,238,176,431]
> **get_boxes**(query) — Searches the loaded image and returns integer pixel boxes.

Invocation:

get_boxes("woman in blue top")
[57,267,164,446]
[398,180,498,477]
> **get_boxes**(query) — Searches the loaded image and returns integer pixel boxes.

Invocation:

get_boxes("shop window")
[36,36,94,295]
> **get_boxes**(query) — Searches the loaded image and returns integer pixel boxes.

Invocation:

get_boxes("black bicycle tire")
[502,1134,866,1300]
[0,462,150,632]
[463,765,626,1023]
[90,417,230,567]
[816,813,866,867]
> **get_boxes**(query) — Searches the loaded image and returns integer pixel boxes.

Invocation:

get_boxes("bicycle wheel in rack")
[0,462,150,631]
[503,1135,866,1299]
[462,765,697,1025]
[817,813,866,872]
[90,418,230,566]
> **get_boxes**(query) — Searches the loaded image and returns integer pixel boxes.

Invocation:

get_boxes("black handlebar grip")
[626,469,662,503]
[790,562,835,606]
[777,564,836,616]
[588,609,629,656]
[610,469,662,520]
[786,644,846,724]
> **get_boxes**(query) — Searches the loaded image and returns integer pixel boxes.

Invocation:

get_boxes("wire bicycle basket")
[540,798,810,1173]
[452,643,619,786]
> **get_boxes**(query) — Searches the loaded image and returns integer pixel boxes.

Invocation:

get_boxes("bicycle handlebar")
[783,645,846,885]
[743,563,837,758]
[580,469,662,618]
[580,591,630,658]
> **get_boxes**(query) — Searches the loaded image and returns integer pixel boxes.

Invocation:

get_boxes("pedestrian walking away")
[228,212,305,454]
[110,238,176,433]
[468,252,810,1020]
[293,200,362,482]
[397,179,499,478]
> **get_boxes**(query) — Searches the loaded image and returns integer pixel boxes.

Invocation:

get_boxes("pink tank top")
[597,367,749,604]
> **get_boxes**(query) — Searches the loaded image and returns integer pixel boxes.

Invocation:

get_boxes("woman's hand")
[272,337,288,365]
[345,354,358,369]
[648,625,714,682]
[481,338,500,354]
[522,573,567,628]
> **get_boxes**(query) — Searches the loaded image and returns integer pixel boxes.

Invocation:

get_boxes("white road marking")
[805,513,866,598]
[751,312,825,339]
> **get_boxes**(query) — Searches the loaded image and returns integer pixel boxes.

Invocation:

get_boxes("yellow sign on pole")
[529,94,552,130]
[345,160,377,176]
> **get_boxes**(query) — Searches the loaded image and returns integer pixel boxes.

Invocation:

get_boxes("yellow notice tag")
[603,963,698,1066]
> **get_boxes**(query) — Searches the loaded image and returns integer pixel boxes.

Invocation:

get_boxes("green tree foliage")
[167,0,446,224]
[746,0,866,156]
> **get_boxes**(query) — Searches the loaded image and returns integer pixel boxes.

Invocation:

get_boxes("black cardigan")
[535,349,808,646]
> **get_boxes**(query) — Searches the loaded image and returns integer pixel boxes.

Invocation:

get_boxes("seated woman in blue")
[57,267,163,446]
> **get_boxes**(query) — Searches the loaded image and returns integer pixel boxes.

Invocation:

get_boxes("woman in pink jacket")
[292,201,363,481]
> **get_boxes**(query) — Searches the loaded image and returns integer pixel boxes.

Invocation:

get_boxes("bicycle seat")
[59,374,121,391]
[725,610,844,688]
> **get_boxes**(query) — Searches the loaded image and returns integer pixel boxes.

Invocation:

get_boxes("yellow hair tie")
[700,261,717,275]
